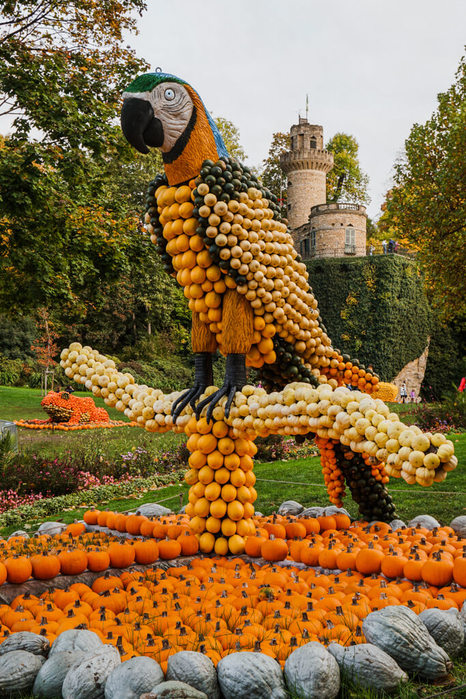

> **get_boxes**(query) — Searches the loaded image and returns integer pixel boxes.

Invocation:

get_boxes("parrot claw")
[194,353,246,422]
[195,383,237,422]
[172,352,213,423]
[171,384,206,422]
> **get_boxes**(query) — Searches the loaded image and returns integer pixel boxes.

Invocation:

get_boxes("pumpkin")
[277,501,304,516]
[261,538,288,562]
[419,608,465,657]
[284,642,340,699]
[133,540,159,565]
[141,681,208,697]
[166,650,220,699]
[217,651,287,699]
[4,556,32,584]
[328,642,408,693]
[104,655,164,699]
[108,543,135,568]
[0,630,50,657]
[31,553,61,580]
[49,629,103,657]
[62,645,121,699]
[0,649,45,696]
[58,550,88,576]
[33,649,90,698]
[362,606,453,679]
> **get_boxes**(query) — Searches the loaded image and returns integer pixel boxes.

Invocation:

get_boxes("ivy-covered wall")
[306,255,432,382]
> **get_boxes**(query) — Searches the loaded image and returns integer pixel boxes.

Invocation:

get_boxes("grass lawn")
[0,385,184,459]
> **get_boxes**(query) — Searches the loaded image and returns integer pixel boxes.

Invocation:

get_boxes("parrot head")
[121,71,228,185]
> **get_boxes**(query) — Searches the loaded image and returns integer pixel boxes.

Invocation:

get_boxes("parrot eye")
[164,88,175,101]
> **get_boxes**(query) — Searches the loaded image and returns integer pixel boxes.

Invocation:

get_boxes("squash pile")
[1,515,464,591]
[370,382,399,402]
[0,549,464,672]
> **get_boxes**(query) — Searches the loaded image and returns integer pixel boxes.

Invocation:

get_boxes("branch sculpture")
[61,343,457,543]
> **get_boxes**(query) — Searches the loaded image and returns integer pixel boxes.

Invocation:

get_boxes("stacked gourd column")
[183,416,258,555]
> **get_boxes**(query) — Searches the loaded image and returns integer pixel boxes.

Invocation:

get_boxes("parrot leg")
[171,352,213,422]
[195,353,246,422]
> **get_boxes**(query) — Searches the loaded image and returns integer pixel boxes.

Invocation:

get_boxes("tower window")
[345,226,356,254]
[345,226,355,245]
[310,136,317,149]
[291,136,296,150]
[310,230,316,248]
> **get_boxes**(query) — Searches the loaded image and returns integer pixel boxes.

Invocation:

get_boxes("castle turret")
[279,116,334,230]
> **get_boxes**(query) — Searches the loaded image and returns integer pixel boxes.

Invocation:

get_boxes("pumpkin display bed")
[0,510,464,698]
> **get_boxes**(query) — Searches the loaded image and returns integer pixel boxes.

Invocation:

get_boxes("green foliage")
[0,0,149,319]
[379,55,466,322]
[214,116,247,161]
[0,474,184,530]
[422,317,466,401]
[118,358,191,393]
[260,131,290,210]
[326,132,370,205]
[0,316,36,358]
[307,255,431,380]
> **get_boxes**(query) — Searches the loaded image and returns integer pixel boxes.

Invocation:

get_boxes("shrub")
[410,389,466,432]
[255,435,317,462]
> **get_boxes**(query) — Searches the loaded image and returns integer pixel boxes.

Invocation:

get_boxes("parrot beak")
[121,97,164,154]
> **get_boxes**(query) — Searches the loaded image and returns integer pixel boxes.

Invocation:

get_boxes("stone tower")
[279,116,334,230]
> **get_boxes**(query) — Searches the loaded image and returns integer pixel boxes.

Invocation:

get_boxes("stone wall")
[285,168,327,229]
[392,340,430,401]
[297,203,367,258]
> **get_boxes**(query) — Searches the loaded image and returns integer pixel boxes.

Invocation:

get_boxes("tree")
[379,55,466,323]
[325,133,370,205]
[0,1,149,318]
[260,131,290,210]
[214,116,246,162]
[30,308,59,369]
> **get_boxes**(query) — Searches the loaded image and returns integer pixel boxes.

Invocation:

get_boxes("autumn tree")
[379,55,466,322]
[260,132,290,211]
[0,0,148,319]
[325,133,369,205]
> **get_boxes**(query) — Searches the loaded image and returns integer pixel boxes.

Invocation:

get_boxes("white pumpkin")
[141,680,207,698]
[362,606,452,680]
[450,515,466,537]
[0,650,45,696]
[0,631,49,657]
[419,609,465,657]
[33,650,89,698]
[50,629,103,656]
[217,651,287,699]
[166,650,220,699]
[62,645,121,699]
[284,642,340,699]
[407,514,441,530]
[104,656,164,699]
[328,642,408,693]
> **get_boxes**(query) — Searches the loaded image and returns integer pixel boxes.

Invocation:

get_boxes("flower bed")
[14,418,136,431]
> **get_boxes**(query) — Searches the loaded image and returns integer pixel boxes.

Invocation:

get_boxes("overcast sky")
[131,0,465,219]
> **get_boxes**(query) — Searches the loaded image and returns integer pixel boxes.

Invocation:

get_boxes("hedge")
[306,255,432,381]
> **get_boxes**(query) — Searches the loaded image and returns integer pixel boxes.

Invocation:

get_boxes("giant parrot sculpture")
[120,71,379,424]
